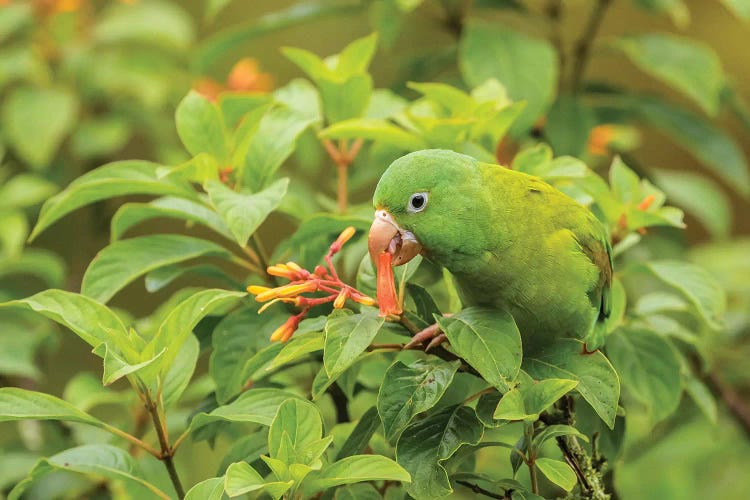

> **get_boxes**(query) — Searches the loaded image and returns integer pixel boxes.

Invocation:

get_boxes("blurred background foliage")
[1,0,749,498]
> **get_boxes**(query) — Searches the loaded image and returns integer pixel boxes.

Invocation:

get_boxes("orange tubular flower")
[588,125,615,156]
[637,194,656,211]
[376,252,402,317]
[269,314,303,342]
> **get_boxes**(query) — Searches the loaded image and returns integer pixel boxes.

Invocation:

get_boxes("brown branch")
[326,382,350,424]
[144,393,185,499]
[706,372,750,439]
[572,0,613,92]
[546,0,566,93]
[456,480,508,499]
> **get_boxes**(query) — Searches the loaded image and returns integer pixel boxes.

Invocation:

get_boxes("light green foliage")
[1,2,746,499]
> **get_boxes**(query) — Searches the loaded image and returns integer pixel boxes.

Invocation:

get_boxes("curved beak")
[368,210,423,266]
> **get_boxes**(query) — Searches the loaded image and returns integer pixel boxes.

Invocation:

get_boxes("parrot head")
[368,149,488,268]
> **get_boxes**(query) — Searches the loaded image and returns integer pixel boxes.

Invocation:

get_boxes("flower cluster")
[194,58,273,102]
[246,227,376,342]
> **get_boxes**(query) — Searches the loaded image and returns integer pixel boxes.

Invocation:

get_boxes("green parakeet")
[367,149,613,351]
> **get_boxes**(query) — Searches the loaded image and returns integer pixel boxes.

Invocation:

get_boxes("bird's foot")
[404,322,448,351]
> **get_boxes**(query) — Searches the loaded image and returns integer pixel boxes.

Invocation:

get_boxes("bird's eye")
[407,192,428,213]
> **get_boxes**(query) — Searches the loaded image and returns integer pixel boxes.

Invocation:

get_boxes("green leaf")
[643,260,726,329]
[607,327,682,422]
[635,97,750,196]
[535,458,576,492]
[684,375,718,423]
[324,309,384,380]
[652,169,731,239]
[493,379,578,421]
[185,477,224,500]
[63,373,128,413]
[210,307,288,404]
[319,74,374,124]
[161,334,200,407]
[11,446,169,499]
[377,358,461,441]
[93,0,194,51]
[544,95,595,156]
[206,178,289,247]
[225,461,292,498]
[205,0,233,22]
[633,0,690,27]
[437,307,522,392]
[0,388,105,427]
[0,290,128,351]
[111,197,233,242]
[0,174,58,210]
[0,249,66,287]
[720,0,750,20]
[396,405,483,499]
[176,91,229,161]
[336,33,379,76]
[613,34,724,115]
[460,21,558,134]
[524,340,620,429]
[144,289,245,379]
[532,424,589,448]
[81,235,230,304]
[270,331,325,370]
[269,399,323,461]
[244,105,316,191]
[0,3,32,44]
[31,160,198,241]
[189,388,304,433]
[1,86,78,169]
[304,455,411,495]
[71,116,130,159]
[335,406,381,460]
[94,342,163,386]
[319,118,426,150]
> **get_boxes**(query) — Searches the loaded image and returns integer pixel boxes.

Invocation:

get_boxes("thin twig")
[529,460,539,494]
[144,393,185,499]
[571,0,613,92]
[101,423,161,458]
[456,480,507,499]
[706,371,750,439]
[462,387,496,405]
[546,0,566,92]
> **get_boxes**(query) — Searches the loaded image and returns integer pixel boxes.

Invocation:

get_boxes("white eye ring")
[407,192,428,213]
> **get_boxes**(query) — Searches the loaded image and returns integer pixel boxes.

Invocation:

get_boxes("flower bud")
[333,289,349,309]
[330,226,356,254]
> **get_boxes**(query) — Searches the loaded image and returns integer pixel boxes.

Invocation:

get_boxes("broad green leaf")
[304,455,410,495]
[607,327,681,422]
[225,462,292,498]
[189,388,304,433]
[544,95,595,156]
[161,334,200,407]
[318,74,374,124]
[269,399,323,461]
[336,33,379,76]
[111,197,233,242]
[437,307,522,392]
[145,263,237,293]
[408,82,476,115]
[636,97,750,196]
[633,0,690,27]
[93,0,194,51]
[244,106,315,191]
[685,375,718,423]
[0,290,128,351]
[324,309,384,380]
[493,379,578,421]
[93,342,163,386]
[535,458,576,492]
[176,91,229,161]
[206,178,288,247]
[524,340,620,428]
[0,388,105,427]
[532,424,589,448]
[273,78,323,124]
[210,307,287,404]
[319,118,426,150]
[1,86,78,170]
[0,174,58,210]
[609,156,641,204]
[335,406,381,460]
[205,0,233,22]
[63,373,128,413]
[81,235,230,304]
[0,249,66,287]
[460,22,557,133]
[0,211,27,257]
[613,34,724,115]
[71,116,131,159]
[270,331,325,370]
[185,477,224,500]
[0,3,32,44]
[31,160,197,241]
[144,289,246,378]
[643,260,725,329]
[9,445,169,500]
[217,431,268,475]
[720,0,750,20]
[652,169,731,239]
[334,484,382,500]
[396,405,483,499]
[377,358,460,441]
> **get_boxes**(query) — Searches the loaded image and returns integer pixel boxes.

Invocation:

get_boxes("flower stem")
[572,0,613,92]
[145,393,185,499]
